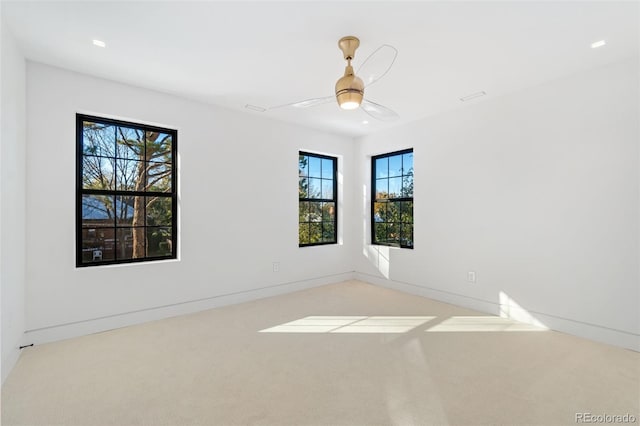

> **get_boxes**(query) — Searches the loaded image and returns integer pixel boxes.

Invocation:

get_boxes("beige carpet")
[2,280,638,426]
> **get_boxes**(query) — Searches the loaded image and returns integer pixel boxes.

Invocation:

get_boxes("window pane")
[322,202,335,222]
[322,222,335,242]
[387,223,400,246]
[321,179,333,199]
[117,227,145,260]
[372,150,412,249]
[299,177,308,198]
[309,202,322,222]
[82,122,115,157]
[299,201,309,222]
[82,195,115,227]
[403,152,414,175]
[401,201,414,223]
[146,162,172,192]
[308,156,321,178]
[115,196,142,225]
[147,227,173,257]
[308,178,321,199]
[147,132,172,163]
[309,223,322,243]
[298,153,337,247]
[81,228,115,263]
[402,173,414,198]
[78,115,177,266]
[82,156,115,190]
[299,223,310,245]
[321,158,334,180]
[373,202,387,223]
[401,224,414,248]
[388,177,402,198]
[389,155,402,177]
[299,155,309,177]
[375,179,388,199]
[116,126,144,160]
[387,201,401,223]
[146,196,172,226]
[375,157,388,179]
[374,223,387,243]
[115,159,144,191]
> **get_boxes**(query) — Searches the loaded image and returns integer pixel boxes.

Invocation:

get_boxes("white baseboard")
[24,271,355,346]
[20,270,639,353]
[355,272,639,352]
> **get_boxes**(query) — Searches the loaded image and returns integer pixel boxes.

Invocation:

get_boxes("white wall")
[24,62,355,344]
[355,57,640,350]
[1,22,27,382]
[11,51,640,380]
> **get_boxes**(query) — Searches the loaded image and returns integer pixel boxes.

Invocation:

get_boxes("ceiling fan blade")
[269,96,335,110]
[361,99,399,121]
[356,44,398,88]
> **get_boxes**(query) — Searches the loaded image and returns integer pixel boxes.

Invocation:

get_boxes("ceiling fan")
[263,36,399,121]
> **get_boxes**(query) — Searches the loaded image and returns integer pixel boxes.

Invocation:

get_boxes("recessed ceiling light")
[591,40,606,49]
[362,120,369,124]
[92,39,106,48]
[460,91,486,102]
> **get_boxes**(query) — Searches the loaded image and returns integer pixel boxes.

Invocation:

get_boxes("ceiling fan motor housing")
[335,70,364,110]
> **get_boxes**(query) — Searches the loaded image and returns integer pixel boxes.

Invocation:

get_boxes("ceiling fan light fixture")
[339,99,361,110]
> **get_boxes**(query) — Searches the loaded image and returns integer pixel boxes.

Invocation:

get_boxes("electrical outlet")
[467,271,476,283]
[272,262,280,272]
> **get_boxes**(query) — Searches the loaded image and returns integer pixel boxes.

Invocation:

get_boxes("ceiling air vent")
[244,104,266,112]
[460,91,486,102]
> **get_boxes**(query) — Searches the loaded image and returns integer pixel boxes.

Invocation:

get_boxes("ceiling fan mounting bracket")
[338,36,360,60]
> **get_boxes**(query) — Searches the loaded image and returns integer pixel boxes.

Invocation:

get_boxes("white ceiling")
[3,1,638,137]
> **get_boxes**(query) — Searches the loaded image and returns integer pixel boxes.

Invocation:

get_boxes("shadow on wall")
[361,183,392,278]
[359,180,548,330]
[358,244,549,330]
[363,245,391,279]
[499,291,547,328]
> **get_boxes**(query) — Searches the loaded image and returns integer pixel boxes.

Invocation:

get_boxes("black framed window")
[372,148,413,248]
[299,152,337,246]
[76,114,177,266]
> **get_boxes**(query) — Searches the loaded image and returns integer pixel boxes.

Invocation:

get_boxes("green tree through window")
[372,149,413,248]
[299,152,337,246]
[77,114,177,266]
